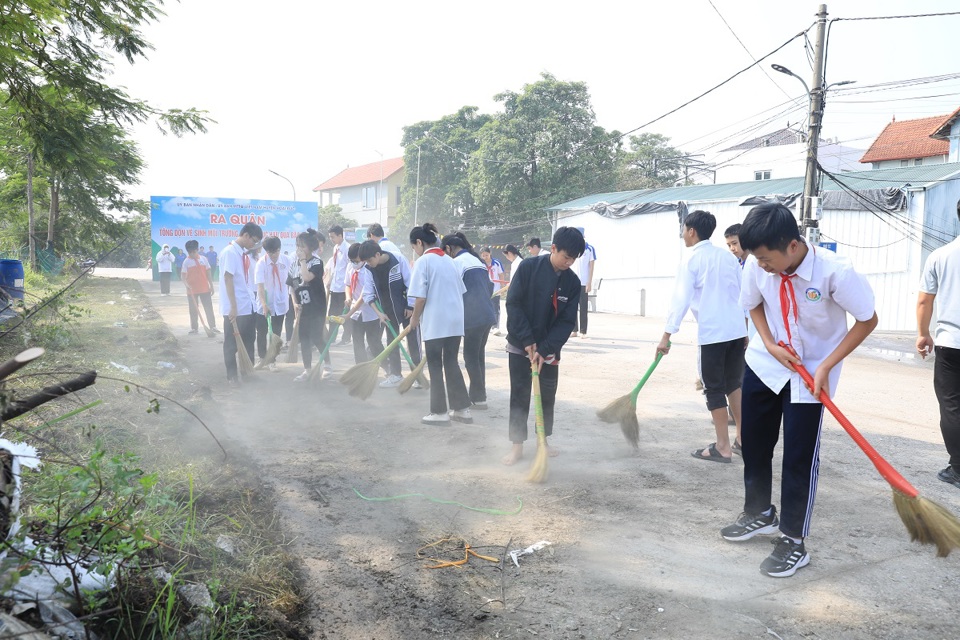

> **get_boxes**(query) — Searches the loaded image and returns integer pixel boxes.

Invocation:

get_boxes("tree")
[467,74,621,233]
[317,204,358,234]
[614,133,691,190]
[395,106,492,234]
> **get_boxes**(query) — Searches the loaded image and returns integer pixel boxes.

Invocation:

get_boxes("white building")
[313,158,405,228]
[547,163,960,332]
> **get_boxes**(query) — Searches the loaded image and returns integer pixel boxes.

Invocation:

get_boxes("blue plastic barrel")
[0,259,25,299]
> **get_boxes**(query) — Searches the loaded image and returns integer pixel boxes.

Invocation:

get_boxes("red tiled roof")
[859,115,950,163]
[313,157,404,191]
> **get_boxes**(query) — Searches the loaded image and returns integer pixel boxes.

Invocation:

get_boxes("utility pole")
[801,3,828,244]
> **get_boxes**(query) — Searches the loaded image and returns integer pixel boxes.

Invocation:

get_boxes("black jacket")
[505,254,581,360]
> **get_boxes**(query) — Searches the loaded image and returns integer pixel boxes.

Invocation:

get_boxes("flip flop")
[732,439,742,456]
[691,442,731,464]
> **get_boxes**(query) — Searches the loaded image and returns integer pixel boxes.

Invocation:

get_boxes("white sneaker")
[422,413,451,425]
[412,380,423,389]
[293,370,309,382]
[379,374,402,388]
[471,401,488,411]
[450,408,474,424]
[268,363,279,372]
[321,366,333,380]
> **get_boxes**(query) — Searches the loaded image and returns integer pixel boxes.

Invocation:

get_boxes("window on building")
[914,158,923,166]
[362,186,377,209]
[754,170,771,181]
[900,159,909,167]
[396,186,401,205]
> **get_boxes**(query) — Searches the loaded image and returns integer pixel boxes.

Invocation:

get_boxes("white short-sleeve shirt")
[741,244,875,403]
[218,242,255,317]
[919,236,960,349]
[255,253,292,316]
[408,250,466,341]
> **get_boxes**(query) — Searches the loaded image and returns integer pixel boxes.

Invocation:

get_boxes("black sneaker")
[760,536,810,578]
[720,507,780,541]
[938,466,960,488]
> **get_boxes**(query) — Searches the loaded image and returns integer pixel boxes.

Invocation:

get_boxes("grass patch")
[0,275,308,638]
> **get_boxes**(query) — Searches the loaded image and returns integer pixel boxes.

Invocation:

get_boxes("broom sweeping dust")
[526,360,549,483]
[340,324,413,400]
[597,351,665,449]
[190,294,216,338]
[376,302,429,390]
[308,315,345,385]
[781,342,960,556]
[256,293,283,369]
[231,317,256,377]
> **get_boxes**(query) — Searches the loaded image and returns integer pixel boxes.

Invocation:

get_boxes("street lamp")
[374,150,384,227]
[268,169,296,202]
[413,142,422,227]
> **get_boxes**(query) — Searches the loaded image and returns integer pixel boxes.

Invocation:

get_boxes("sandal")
[691,442,732,464]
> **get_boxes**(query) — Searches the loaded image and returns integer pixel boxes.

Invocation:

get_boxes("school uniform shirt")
[346,261,379,322]
[204,250,218,269]
[365,252,410,321]
[329,240,350,294]
[919,235,960,349]
[255,253,292,316]
[741,244,875,403]
[181,255,211,294]
[486,259,505,294]
[505,254,581,362]
[574,243,597,287]
[218,241,255,316]
[454,252,496,329]
[377,237,414,305]
[290,257,327,316]
[665,239,747,346]
[409,249,466,341]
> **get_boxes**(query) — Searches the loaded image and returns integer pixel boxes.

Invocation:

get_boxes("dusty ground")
[96,268,959,639]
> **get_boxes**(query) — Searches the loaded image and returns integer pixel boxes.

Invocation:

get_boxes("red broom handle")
[779,342,918,498]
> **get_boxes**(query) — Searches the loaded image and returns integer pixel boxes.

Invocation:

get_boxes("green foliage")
[615,133,688,190]
[317,204,358,234]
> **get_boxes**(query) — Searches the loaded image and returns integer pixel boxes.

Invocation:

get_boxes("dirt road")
[97,268,959,639]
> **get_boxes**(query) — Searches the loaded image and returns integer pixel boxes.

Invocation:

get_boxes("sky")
[108,0,960,205]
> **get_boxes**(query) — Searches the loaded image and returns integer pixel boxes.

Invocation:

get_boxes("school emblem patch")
[805,288,822,303]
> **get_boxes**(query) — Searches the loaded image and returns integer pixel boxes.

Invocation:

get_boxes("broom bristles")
[339,360,381,400]
[398,357,428,395]
[231,320,256,377]
[620,412,640,450]
[893,491,960,557]
[596,393,633,424]
[192,296,216,337]
[526,436,549,483]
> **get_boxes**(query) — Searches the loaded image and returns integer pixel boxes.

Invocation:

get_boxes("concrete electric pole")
[801,4,828,245]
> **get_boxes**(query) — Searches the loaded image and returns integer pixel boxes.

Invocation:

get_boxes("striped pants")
[741,365,824,539]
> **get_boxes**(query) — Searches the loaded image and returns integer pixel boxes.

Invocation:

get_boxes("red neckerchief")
[425,247,445,257]
[779,245,815,346]
[350,269,359,295]
[271,260,283,289]
[552,290,558,317]
[241,247,250,283]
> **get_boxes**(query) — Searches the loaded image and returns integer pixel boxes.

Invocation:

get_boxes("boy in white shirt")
[255,236,291,370]
[657,210,747,462]
[328,225,352,345]
[218,222,264,385]
[720,203,877,578]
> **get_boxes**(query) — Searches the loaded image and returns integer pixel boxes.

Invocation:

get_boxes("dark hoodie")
[505,253,581,361]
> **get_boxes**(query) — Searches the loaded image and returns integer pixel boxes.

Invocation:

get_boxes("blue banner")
[149,196,316,280]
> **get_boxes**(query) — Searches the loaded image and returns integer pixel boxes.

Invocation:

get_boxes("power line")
[835,11,960,22]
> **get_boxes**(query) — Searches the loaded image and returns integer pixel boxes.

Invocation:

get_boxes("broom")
[596,351,665,449]
[375,302,429,390]
[340,324,414,400]
[230,317,256,377]
[190,294,215,337]
[398,355,428,395]
[526,360,548,483]
[308,315,345,384]
[286,307,301,363]
[781,342,960,557]
[256,293,283,368]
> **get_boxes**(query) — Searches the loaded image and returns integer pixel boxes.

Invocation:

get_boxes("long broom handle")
[372,323,414,365]
[779,342,919,499]
[531,361,545,437]
[629,351,665,402]
[374,301,418,368]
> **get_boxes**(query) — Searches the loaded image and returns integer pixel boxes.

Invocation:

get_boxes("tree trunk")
[46,178,59,251]
[26,154,36,271]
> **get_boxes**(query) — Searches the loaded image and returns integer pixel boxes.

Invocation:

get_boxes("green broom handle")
[630,350,665,402]
[531,363,545,437]
[374,301,418,368]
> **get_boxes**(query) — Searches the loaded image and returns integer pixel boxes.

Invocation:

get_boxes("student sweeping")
[341,242,385,365]
[442,232,495,410]
[289,229,332,382]
[181,240,218,335]
[408,223,471,425]
[719,203,877,578]
[501,227,585,466]
[359,240,421,388]
[327,225,352,345]
[656,210,747,463]
[255,236,291,370]
[219,222,263,386]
